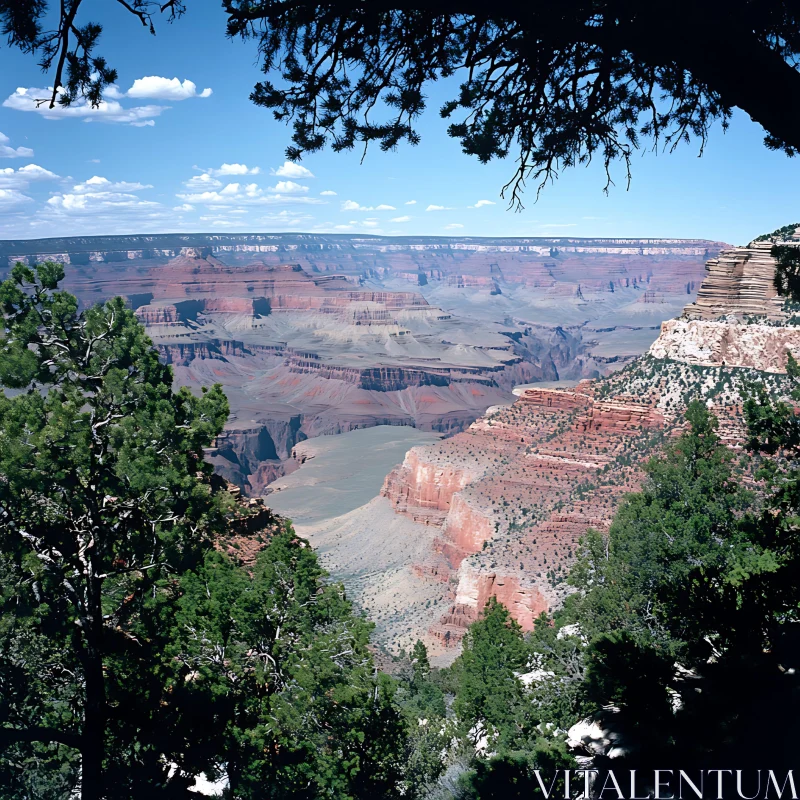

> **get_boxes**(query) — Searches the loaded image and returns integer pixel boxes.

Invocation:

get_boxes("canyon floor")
[266,427,451,658]
[266,426,443,525]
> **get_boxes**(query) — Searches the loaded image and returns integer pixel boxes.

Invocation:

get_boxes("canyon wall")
[649,237,800,373]
[380,383,670,647]
[359,232,800,655]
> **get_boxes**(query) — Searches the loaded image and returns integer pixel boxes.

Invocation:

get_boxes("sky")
[0,2,798,244]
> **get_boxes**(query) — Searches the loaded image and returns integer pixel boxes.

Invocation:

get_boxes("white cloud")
[257,210,315,228]
[0,132,33,158]
[184,173,222,190]
[177,190,232,204]
[341,200,396,211]
[46,191,160,215]
[72,176,152,193]
[426,204,453,211]
[176,181,325,206]
[391,215,411,223]
[0,188,33,210]
[173,203,194,212]
[470,199,495,208]
[88,158,101,163]
[261,195,325,206]
[267,210,310,218]
[0,164,59,189]
[320,190,337,196]
[210,163,260,177]
[126,77,212,101]
[362,220,379,228]
[199,217,239,227]
[405,200,417,205]
[4,86,167,126]
[18,164,58,179]
[266,180,308,194]
[444,223,464,230]
[272,161,314,179]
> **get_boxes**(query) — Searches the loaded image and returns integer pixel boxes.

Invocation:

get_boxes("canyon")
[15,231,797,660]
[267,233,800,661]
[1,233,725,496]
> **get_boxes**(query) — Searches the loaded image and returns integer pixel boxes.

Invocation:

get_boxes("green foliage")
[453,598,528,747]
[569,400,765,662]
[400,640,446,721]
[753,221,800,242]
[394,640,451,796]
[523,395,800,773]
[0,263,231,797]
[169,529,410,799]
[772,244,800,302]
[416,382,800,790]
[458,741,574,800]
[741,354,800,639]
[0,264,436,799]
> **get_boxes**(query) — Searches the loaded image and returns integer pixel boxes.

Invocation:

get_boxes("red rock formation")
[157,339,251,366]
[381,449,483,524]
[380,383,669,645]
[685,240,785,321]
[517,386,592,411]
[135,304,183,326]
[431,563,550,644]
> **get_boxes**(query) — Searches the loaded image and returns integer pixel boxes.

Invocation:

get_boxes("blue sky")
[0,1,797,244]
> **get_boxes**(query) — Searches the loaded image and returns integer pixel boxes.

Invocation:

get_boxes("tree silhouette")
[5,1,800,203]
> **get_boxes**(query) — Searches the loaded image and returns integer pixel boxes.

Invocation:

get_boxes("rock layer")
[381,384,669,646]
[684,240,785,321]
[650,318,800,372]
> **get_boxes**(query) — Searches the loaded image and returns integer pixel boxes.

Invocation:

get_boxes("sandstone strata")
[649,238,800,372]
[684,241,786,321]
[381,383,669,646]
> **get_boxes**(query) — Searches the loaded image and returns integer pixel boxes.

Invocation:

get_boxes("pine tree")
[170,529,409,799]
[453,598,528,746]
[0,263,229,798]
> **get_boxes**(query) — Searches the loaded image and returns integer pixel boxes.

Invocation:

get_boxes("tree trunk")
[81,576,106,800]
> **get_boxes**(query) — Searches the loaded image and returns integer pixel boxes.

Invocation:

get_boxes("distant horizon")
[0,230,734,246]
